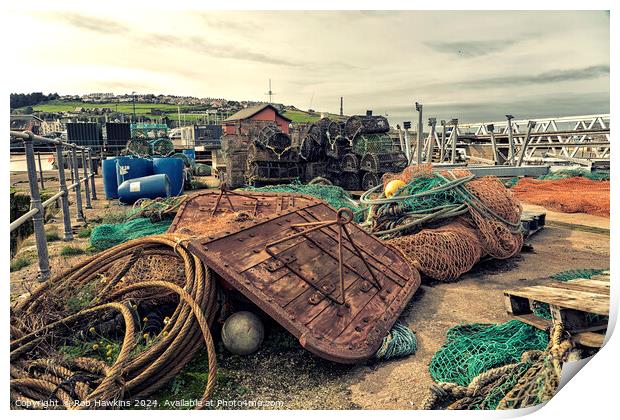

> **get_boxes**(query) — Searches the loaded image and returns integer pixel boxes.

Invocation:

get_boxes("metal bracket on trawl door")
[264,208,381,305]
[210,183,260,217]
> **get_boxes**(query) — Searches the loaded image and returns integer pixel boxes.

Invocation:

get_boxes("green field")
[24,100,203,116]
[18,100,345,124]
[283,109,346,124]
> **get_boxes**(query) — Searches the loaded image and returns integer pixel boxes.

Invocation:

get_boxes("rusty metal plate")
[168,190,322,234]
[179,192,420,364]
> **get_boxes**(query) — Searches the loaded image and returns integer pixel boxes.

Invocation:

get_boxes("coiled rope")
[11,234,218,410]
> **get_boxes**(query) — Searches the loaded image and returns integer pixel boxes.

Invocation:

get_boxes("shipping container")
[105,122,131,150]
[66,123,102,148]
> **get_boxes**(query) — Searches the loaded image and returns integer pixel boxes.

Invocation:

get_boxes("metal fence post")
[440,120,446,163]
[23,133,50,280]
[88,149,98,200]
[81,148,92,209]
[67,148,74,184]
[71,145,85,222]
[450,119,459,164]
[506,115,516,165]
[55,142,73,241]
[37,152,45,190]
[415,102,423,164]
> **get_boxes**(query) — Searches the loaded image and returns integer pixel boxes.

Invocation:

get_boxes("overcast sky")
[7,9,610,123]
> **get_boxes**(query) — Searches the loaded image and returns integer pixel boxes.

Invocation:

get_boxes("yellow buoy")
[385,180,406,198]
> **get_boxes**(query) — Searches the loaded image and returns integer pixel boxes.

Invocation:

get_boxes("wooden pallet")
[521,211,546,238]
[504,272,610,348]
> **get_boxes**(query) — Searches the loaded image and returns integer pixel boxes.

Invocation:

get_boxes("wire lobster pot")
[317,117,341,142]
[298,123,323,161]
[246,160,299,186]
[344,115,390,138]
[361,172,381,190]
[341,153,360,173]
[254,125,293,155]
[247,143,299,163]
[325,136,351,159]
[352,133,396,155]
[360,152,408,173]
[340,172,362,191]
[150,138,175,156]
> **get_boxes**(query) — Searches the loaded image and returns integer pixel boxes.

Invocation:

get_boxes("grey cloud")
[39,12,294,67]
[454,65,610,89]
[383,92,609,124]
[135,32,296,66]
[47,12,132,34]
[195,13,256,32]
[425,39,519,58]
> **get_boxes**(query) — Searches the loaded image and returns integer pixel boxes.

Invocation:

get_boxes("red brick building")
[222,104,291,135]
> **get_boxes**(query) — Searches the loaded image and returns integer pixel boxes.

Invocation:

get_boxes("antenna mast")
[265,78,276,104]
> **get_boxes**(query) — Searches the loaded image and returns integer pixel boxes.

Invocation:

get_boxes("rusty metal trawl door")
[264,208,382,305]
[180,192,420,363]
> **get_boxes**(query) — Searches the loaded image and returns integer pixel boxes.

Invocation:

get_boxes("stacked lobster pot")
[294,115,406,190]
[295,118,334,182]
[220,129,252,188]
[245,124,299,186]
[342,115,407,190]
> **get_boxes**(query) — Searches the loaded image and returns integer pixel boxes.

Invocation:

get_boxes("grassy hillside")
[283,109,346,124]
[23,100,203,116]
[17,100,346,124]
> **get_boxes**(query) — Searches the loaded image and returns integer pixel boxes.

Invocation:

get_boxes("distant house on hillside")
[222,103,291,135]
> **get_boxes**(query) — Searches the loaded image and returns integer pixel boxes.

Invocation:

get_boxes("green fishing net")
[428,320,549,387]
[375,322,417,360]
[538,169,609,181]
[244,182,361,216]
[90,217,172,251]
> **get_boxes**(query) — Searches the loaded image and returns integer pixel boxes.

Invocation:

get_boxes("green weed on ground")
[46,229,62,242]
[60,245,85,257]
[10,256,32,272]
[77,226,92,238]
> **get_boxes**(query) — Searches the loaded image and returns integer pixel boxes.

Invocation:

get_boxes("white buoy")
[221,311,265,355]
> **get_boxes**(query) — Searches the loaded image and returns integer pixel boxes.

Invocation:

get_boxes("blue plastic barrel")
[117,174,171,204]
[102,157,119,199]
[182,149,196,164]
[116,156,153,187]
[153,157,184,196]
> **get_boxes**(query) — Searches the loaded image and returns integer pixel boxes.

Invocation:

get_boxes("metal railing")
[10,130,98,281]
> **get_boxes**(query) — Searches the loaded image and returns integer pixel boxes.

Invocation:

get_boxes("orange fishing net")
[383,165,523,282]
[511,177,609,217]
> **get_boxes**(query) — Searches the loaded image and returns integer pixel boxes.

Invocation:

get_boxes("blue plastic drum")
[117,174,171,204]
[152,157,184,196]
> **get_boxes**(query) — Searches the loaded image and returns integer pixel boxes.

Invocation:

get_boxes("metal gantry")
[451,114,610,166]
[10,130,98,281]
[412,113,609,167]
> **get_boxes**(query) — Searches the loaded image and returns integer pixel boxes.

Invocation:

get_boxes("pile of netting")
[361,165,523,282]
[126,196,188,222]
[90,196,188,251]
[538,168,610,181]
[375,321,417,360]
[10,234,218,410]
[90,218,172,251]
[428,321,549,387]
[244,182,361,216]
[423,323,571,410]
[511,177,609,217]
